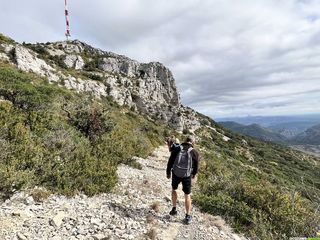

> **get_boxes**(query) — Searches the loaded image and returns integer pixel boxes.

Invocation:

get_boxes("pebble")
[25,196,34,206]
[16,232,27,240]
[49,211,66,228]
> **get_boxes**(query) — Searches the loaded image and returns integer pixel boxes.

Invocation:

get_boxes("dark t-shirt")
[166,142,200,177]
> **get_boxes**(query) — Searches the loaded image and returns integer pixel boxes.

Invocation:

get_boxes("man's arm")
[191,150,200,177]
[166,147,179,177]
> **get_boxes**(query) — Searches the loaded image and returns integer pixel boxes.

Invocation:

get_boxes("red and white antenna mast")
[64,0,71,40]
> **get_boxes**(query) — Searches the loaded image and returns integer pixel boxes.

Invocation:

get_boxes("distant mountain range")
[217,114,320,136]
[219,121,288,143]
[219,118,320,147]
[293,124,320,145]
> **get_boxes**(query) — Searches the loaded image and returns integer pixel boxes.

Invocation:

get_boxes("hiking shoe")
[184,214,192,224]
[169,207,177,216]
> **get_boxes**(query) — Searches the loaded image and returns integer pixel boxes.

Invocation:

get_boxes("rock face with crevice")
[0,39,200,132]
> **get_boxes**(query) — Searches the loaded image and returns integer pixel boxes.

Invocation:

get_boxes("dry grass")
[30,188,51,202]
[203,214,228,231]
[146,214,155,224]
[150,202,160,212]
[146,227,157,240]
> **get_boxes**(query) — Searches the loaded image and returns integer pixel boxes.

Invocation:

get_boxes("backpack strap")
[177,145,184,164]
[187,147,193,176]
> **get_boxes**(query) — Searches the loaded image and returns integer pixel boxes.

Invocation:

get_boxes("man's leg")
[184,193,192,215]
[172,189,178,207]
[170,173,180,215]
[182,177,193,224]
[182,176,192,214]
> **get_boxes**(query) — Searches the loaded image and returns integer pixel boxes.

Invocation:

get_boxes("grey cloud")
[0,0,320,117]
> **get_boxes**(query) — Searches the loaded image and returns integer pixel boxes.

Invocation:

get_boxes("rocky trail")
[0,146,246,240]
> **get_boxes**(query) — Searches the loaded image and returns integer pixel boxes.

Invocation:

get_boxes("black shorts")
[171,172,192,194]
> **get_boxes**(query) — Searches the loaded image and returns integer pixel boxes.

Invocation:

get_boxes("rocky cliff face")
[0,39,200,132]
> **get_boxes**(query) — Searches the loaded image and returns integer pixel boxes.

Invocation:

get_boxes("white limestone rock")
[14,45,60,82]
[0,52,9,61]
[47,48,65,56]
[63,76,107,97]
[49,211,67,228]
[24,196,34,206]
[58,41,84,54]
[64,55,85,70]
[16,232,27,240]
[3,40,199,131]
[1,43,15,54]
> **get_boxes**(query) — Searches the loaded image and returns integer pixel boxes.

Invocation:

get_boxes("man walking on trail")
[165,135,180,152]
[166,136,199,224]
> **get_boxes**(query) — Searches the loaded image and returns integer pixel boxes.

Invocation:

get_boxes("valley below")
[291,145,320,157]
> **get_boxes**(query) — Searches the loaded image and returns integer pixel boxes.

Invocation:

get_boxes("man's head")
[185,136,195,145]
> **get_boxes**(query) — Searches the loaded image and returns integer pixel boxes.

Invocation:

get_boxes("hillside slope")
[292,124,320,145]
[0,34,319,239]
[219,121,287,143]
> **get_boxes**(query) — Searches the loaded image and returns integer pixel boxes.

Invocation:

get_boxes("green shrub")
[194,145,320,239]
[83,57,100,71]
[0,61,166,198]
[82,72,103,81]
[67,102,114,142]
[30,188,51,202]
[0,34,15,44]
[48,55,68,69]
[182,128,191,135]
[26,43,49,56]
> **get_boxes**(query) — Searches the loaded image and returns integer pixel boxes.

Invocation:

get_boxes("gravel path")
[0,146,247,240]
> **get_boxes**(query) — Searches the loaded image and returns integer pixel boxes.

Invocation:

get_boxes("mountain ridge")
[219,121,288,143]
[293,123,320,145]
[219,120,320,147]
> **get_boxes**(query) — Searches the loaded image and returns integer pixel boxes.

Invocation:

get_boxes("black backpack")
[173,146,193,178]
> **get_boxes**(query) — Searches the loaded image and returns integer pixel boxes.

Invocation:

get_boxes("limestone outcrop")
[0,39,200,132]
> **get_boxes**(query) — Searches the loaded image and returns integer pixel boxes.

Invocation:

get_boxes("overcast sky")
[1,0,320,118]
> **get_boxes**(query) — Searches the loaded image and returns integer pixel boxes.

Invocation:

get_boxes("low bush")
[0,34,15,44]
[0,61,166,198]
[194,126,320,239]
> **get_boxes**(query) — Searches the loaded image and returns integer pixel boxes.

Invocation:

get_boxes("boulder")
[64,55,85,70]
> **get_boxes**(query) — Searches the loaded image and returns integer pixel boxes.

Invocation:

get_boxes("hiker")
[165,135,180,152]
[166,136,199,224]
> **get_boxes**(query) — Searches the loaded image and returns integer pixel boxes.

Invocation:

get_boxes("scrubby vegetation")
[194,120,320,239]
[0,61,167,198]
[22,43,69,69]
[0,33,15,44]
